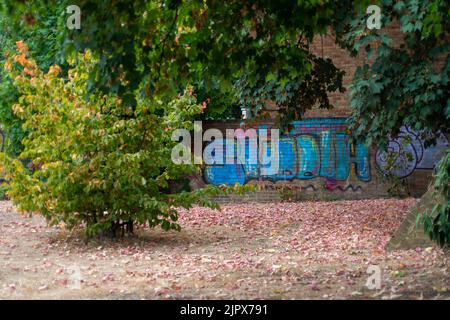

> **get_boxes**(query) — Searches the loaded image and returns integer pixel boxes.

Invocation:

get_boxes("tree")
[332,0,449,247]
[2,0,342,235]
[1,0,346,124]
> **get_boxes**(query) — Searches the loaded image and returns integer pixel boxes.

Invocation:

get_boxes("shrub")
[1,42,223,237]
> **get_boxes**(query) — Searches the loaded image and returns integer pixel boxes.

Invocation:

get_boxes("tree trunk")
[385,187,437,251]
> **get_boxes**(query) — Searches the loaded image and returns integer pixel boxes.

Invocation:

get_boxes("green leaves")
[337,0,450,247]
[0,1,351,127]
[342,0,450,149]
[426,150,450,247]
[1,45,216,236]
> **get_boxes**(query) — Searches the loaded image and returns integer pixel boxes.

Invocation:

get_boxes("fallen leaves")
[0,199,448,299]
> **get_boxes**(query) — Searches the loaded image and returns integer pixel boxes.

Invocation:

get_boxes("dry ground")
[0,198,448,299]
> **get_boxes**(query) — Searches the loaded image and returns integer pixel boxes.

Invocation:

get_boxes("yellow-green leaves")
[3,44,214,236]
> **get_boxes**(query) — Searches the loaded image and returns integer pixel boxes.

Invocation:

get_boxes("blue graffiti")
[204,118,371,186]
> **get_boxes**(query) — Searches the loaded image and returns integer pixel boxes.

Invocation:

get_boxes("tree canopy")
[1,0,348,126]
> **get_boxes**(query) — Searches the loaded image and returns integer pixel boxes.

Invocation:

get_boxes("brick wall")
[304,24,405,117]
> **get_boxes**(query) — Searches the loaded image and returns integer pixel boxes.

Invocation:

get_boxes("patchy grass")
[0,199,448,299]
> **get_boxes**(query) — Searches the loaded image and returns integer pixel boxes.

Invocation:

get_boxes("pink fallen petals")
[0,199,448,299]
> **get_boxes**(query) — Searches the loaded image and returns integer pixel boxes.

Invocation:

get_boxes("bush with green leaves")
[417,150,450,247]
[0,43,225,236]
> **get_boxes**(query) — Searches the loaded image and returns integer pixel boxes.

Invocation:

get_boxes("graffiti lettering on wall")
[204,118,371,186]
[375,126,449,178]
